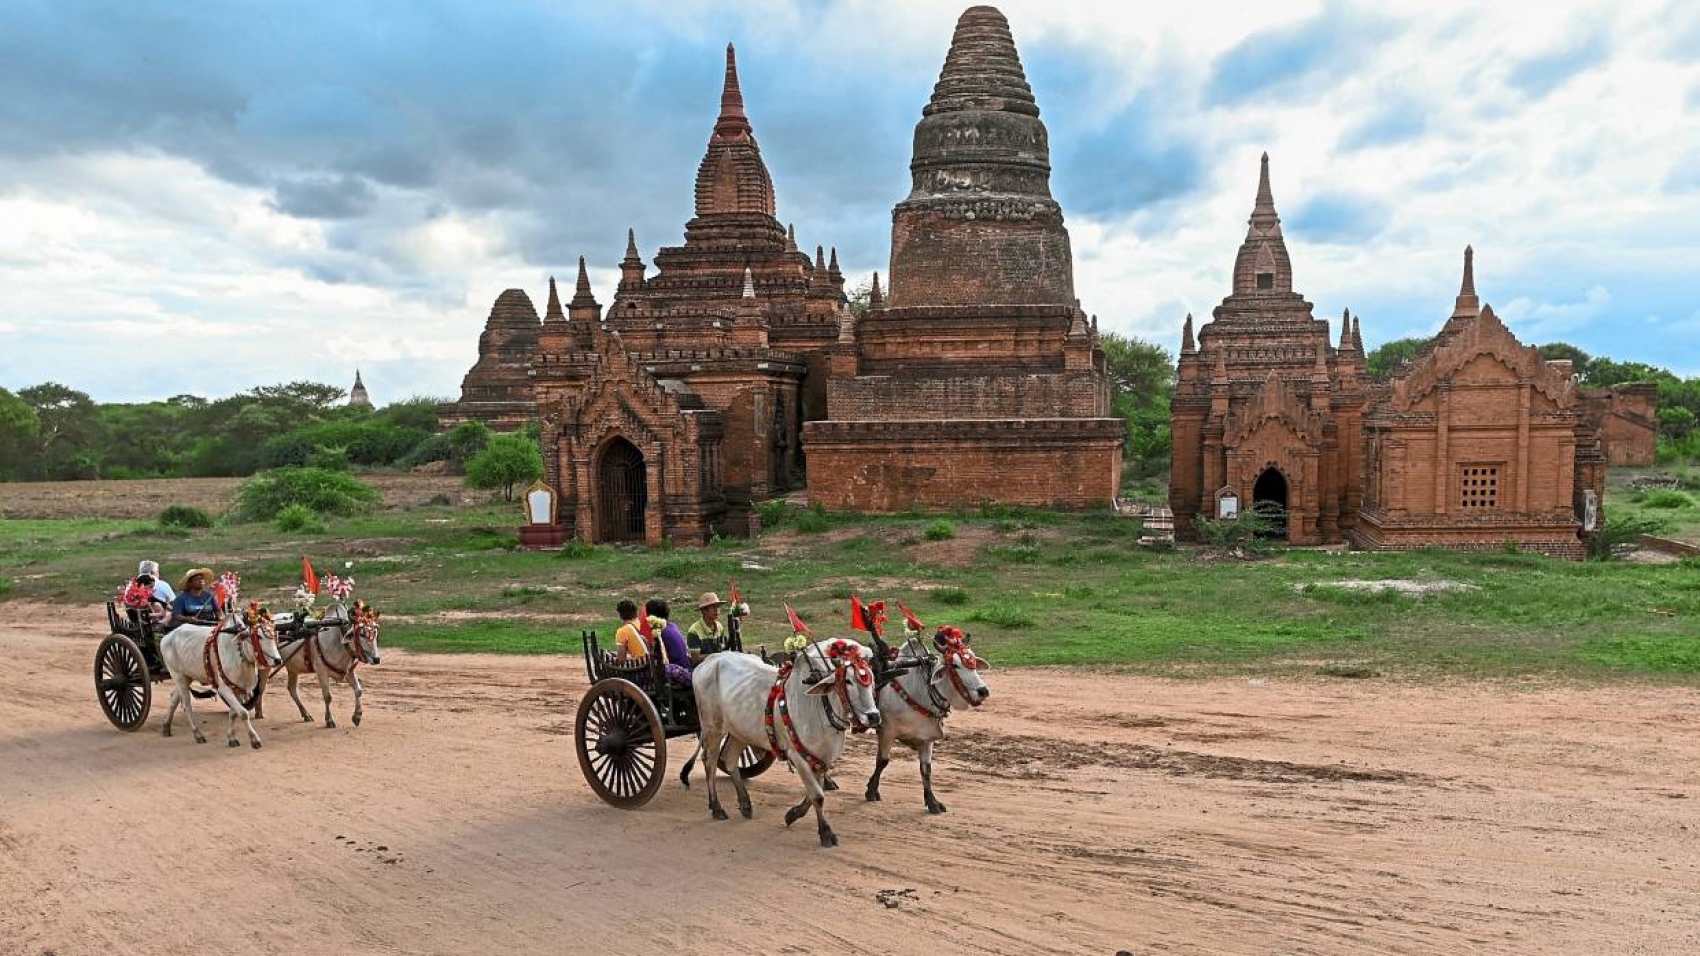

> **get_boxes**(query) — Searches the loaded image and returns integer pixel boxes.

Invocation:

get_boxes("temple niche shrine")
[1170,158,1644,558]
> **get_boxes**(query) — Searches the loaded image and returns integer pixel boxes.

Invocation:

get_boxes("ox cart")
[574,615,773,808]
[95,602,263,731]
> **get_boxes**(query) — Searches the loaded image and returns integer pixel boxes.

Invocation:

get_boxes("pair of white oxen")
[691,630,991,847]
[154,603,380,749]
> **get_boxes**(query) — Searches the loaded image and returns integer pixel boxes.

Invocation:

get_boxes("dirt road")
[2,604,1696,955]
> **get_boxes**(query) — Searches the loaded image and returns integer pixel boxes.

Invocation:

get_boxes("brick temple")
[506,45,846,544]
[1171,159,1641,558]
[802,5,1123,511]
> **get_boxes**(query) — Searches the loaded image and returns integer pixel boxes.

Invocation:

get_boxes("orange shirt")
[614,622,648,660]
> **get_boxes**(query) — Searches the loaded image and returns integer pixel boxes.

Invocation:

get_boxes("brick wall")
[803,419,1123,512]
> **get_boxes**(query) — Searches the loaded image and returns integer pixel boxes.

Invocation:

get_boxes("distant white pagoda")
[348,369,373,409]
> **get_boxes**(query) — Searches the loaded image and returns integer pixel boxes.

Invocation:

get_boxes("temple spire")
[712,43,750,143]
[572,256,594,304]
[1340,309,1351,349]
[544,276,564,322]
[868,271,884,308]
[1232,152,1293,295]
[1452,245,1480,318]
[785,223,798,254]
[1351,313,1363,351]
[623,228,640,262]
[1181,313,1196,353]
[828,246,840,277]
[568,256,601,325]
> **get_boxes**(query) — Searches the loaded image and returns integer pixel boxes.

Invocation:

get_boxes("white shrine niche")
[1216,487,1240,520]
[524,481,558,526]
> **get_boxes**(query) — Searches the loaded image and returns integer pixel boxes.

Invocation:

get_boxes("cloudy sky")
[2,0,1697,404]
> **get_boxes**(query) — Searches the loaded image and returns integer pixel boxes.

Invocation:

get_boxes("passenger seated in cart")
[686,592,728,659]
[137,560,175,605]
[644,598,693,683]
[612,599,648,663]
[167,567,221,629]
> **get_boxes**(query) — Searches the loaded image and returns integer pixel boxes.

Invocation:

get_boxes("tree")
[0,388,41,479]
[1660,407,1696,441]
[464,432,543,501]
[1364,337,1427,381]
[19,382,98,479]
[1100,332,1175,476]
[1537,342,1592,371]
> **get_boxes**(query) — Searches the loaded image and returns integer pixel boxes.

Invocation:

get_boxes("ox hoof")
[865,789,881,803]
[926,802,948,814]
[739,804,753,820]
[251,740,263,750]
[784,804,809,827]
[193,734,207,744]
[711,806,729,821]
[324,720,337,729]
[301,715,314,723]
[818,829,839,848]
[352,713,362,727]
[822,777,840,792]
[161,727,172,738]
[227,738,241,748]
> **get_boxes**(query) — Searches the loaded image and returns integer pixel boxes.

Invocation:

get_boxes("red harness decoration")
[936,628,984,708]
[202,627,260,698]
[886,675,944,720]
[764,641,871,773]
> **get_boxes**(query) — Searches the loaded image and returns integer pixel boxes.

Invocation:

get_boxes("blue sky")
[1,0,1696,403]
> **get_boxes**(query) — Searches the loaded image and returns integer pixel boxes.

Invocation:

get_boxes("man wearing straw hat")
[686,591,728,659]
[167,567,221,629]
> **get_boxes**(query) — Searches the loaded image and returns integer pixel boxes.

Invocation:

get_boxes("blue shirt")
[152,581,176,604]
[171,590,220,621]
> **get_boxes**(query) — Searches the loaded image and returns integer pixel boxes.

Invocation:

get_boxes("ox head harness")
[765,640,874,772]
[204,604,275,694]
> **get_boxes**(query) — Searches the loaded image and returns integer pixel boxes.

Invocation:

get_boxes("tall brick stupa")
[804,5,1123,512]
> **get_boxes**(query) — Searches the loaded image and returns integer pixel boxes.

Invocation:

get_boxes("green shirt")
[686,617,727,653]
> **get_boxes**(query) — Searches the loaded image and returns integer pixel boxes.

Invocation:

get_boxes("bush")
[306,444,351,472]
[1588,513,1674,561]
[653,559,700,581]
[923,519,956,541]
[559,539,596,560]
[933,587,969,606]
[967,604,1036,628]
[275,503,327,534]
[1642,489,1694,510]
[0,577,13,597]
[260,421,431,470]
[231,467,381,522]
[445,421,493,463]
[158,505,213,529]
[464,433,544,501]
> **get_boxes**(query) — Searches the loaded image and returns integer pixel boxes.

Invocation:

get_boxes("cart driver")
[168,567,222,628]
[686,592,728,660]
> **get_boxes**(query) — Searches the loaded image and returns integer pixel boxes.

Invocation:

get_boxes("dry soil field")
[1,602,1696,955]
[0,474,475,520]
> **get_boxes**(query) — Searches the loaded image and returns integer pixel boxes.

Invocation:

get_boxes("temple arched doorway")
[596,437,647,542]
[1252,466,1289,539]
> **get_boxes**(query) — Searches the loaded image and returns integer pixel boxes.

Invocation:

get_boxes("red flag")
[850,594,869,633]
[728,579,740,606]
[897,601,924,633]
[785,603,812,637]
[302,556,320,595]
[636,607,654,643]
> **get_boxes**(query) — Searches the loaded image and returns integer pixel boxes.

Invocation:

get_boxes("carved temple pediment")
[1389,306,1577,413]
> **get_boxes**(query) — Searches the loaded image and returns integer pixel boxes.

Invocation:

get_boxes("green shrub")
[986,544,1042,564]
[306,444,351,471]
[1587,513,1674,561]
[790,505,834,534]
[445,420,493,463]
[1642,489,1693,509]
[464,433,544,501]
[274,503,327,534]
[158,505,213,529]
[924,519,956,541]
[0,577,13,597]
[967,604,1036,628]
[653,559,700,581]
[559,539,596,560]
[260,421,431,469]
[933,587,969,606]
[231,467,381,522]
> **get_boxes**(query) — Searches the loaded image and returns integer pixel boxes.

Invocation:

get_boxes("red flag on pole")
[728,579,741,606]
[302,556,319,595]
[897,601,924,633]
[636,606,654,643]
[785,603,812,637]
[850,594,869,633]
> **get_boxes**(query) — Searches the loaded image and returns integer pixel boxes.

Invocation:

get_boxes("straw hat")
[696,592,727,611]
[178,568,214,592]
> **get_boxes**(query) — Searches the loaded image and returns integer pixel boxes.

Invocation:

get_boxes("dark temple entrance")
[596,438,647,542]
[1252,467,1289,539]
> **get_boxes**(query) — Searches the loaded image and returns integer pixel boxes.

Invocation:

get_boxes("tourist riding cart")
[95,601,262,731]
[574,612,774,808]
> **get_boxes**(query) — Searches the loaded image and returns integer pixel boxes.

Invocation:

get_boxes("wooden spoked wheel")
[738,745,775,779]
[96,633,151,731]
[575,679,666,809]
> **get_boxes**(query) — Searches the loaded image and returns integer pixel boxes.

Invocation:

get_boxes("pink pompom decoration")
[215,571,241,605]
[322,574,355,600]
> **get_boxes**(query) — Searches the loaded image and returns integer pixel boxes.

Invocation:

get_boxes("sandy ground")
[0,474,477,520]
[2,604,1697,956]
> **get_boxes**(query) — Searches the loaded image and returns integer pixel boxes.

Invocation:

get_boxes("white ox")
[864,629,991,813]
[255,602,381,728]
[691,639,882,847]
[158,606,284,749]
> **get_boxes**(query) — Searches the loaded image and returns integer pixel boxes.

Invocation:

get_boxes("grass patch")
[924,519,955,541]
[385,620,576,654]
[933,586,969,606]
[967,604,1037,628]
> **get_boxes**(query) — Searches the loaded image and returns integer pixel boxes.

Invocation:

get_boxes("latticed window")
[1256,272,1274,289]
[1460,465,1500,510]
